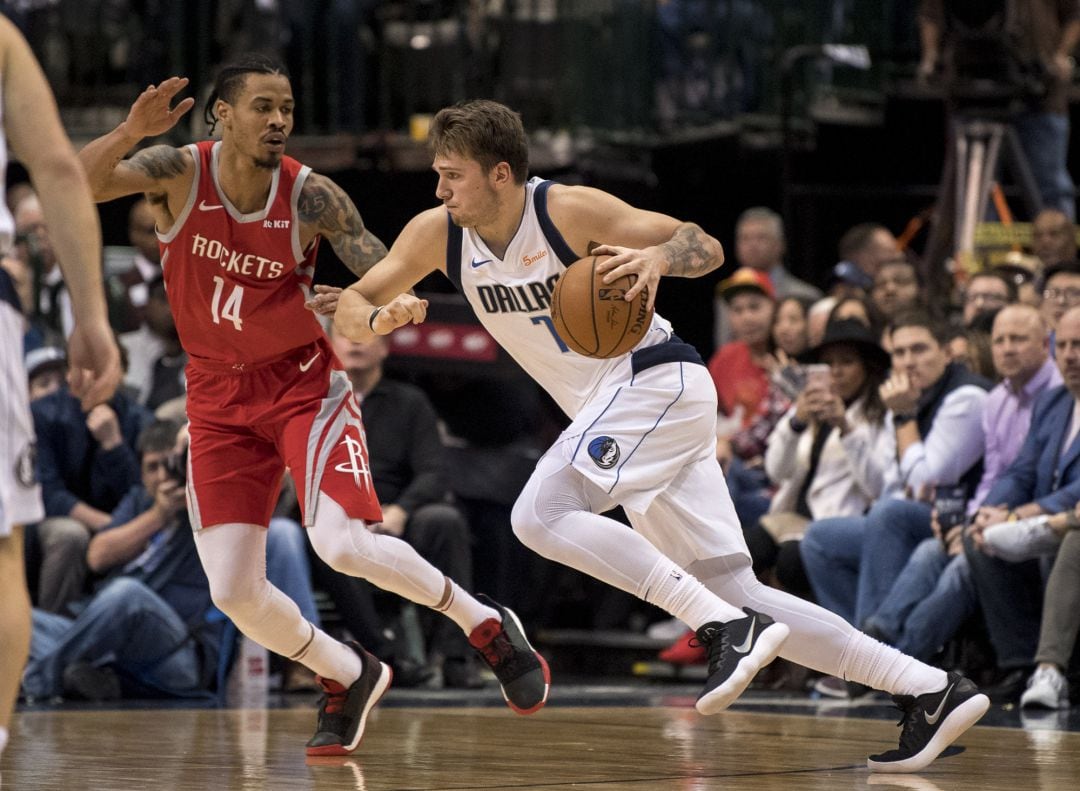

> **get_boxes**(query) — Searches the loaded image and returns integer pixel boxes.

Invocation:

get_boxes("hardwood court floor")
[5,690,1078,791]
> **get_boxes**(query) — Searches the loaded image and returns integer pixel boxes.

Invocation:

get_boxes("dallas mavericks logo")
[588,436,620,469]
[335,435,374,492]
[14,442,37,488]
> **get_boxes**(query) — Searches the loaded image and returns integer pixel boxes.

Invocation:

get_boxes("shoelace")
[477,629,515,670]
[319,682,347,716]
[691,626,730,674]
[890,696,920,750]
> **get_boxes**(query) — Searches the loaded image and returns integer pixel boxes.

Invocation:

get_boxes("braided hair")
[203,54,289,135]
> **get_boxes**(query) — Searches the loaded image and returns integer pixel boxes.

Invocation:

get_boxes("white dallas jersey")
[446,178,673,417]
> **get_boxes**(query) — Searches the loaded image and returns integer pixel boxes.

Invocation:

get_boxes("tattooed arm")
[550,184,724,308]
[656,222,724,277]
[299,173,388,279]
[78,78,195,204]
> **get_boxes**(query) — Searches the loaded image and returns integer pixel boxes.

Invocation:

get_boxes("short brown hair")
[429,100,529,184]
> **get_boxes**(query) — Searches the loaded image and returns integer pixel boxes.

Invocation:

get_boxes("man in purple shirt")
[863,305,1059,661]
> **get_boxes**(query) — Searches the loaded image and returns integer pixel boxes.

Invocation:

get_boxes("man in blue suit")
[965,304,1080,701]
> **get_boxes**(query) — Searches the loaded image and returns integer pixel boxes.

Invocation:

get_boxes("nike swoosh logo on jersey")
[470,258,492,268]
[924,683,954,725]
[198,200,224,211]
[299,352,320,372]
[732,617,757,654]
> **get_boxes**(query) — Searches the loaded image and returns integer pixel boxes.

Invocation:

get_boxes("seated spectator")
[964,305,1080,702]
[837,222,902,284]
[1041,260,1080,333]
[27,371,153,613]
[709,268,789,529]
[107,198,163,334]
[772,296,811,362]
[827,295,887,343]
[961,272,1015,328]
[982,501,1079,709]
[25,346,67,402]
[22,420,318,701]
[756,319,892,592]
[118,276,186,411]
[825,260,875,301]
[12,190,70,341]
[993,252,1043,309]
[871,259,923,323]
[1030,208,1077,272]
[322,324,482,688]
[862,306,1060,663]
[948,309,1000,382]
[806,296,838,348]
[713,207,822,346]
[801,311,990,641]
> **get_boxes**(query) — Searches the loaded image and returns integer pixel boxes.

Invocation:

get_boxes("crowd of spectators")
[7,165,1080,716]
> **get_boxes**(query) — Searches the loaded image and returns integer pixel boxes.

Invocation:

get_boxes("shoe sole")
[1020,693,1069,710]
[500,606,551,716]
[866,693,990,773]
[305,662,394,756]
[695,622,790,716]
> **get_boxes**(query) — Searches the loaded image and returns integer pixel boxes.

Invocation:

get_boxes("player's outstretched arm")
[334,208,446,341]
[1,15,121,409]
[78,77,195,204]
[299,173,388,280]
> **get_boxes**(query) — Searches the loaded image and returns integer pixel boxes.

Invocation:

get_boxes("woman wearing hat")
[757,319,893,594]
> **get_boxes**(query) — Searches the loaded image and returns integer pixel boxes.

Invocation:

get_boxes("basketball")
[550,255,654,359]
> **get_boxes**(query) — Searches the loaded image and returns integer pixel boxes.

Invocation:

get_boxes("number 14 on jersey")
[211,275,245,330]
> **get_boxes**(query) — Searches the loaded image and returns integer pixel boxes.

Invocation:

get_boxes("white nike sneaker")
[694,607,789,715]
[1020,665,1069,709]
[867,672,990,772]
[983,516,1061,562]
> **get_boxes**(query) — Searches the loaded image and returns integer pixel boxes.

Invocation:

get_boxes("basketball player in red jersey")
[77,56,549,755]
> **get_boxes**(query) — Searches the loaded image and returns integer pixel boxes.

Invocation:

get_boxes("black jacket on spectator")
[31,387,153,516]
[359,378,447,510]
[916,362,992,497]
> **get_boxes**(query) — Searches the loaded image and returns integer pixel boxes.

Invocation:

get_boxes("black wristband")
[368,306,383,332]
[789,416,809,433]
[893,412,916,427]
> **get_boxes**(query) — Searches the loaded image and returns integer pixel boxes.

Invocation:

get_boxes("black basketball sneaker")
[695,607,790,715]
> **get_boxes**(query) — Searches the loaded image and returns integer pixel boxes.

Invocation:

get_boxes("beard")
[254,153,282,170]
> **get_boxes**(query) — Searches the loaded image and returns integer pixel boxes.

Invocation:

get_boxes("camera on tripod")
[937,1,1050,117]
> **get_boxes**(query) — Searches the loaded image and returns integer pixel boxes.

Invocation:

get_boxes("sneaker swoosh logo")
[198,200,224,211]
[470,258,492,268]
[924,683,954,725]
[732,617,757,654]
[299,352,320,372]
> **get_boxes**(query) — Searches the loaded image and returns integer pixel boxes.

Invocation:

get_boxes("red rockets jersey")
[158,140,324,365]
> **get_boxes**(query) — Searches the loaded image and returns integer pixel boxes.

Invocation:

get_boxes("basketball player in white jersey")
[0,13,122,766]
[331,100,990,772]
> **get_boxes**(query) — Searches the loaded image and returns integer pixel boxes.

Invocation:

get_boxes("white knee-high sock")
[690,553,947,696]
[513,459,743,626]
[309,495,498,636]
[194,522,363,686]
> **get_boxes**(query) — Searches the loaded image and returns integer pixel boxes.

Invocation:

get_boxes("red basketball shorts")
[184,335,383,529]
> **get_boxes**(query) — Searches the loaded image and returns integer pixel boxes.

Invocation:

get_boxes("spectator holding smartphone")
[757,320,892,591]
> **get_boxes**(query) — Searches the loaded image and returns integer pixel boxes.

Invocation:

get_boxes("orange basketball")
[550,255,654,359]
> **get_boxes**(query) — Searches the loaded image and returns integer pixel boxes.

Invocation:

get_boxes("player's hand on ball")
[304,284,342,316]
[372,293,428,334]
[125,77,195,138]
[591,244,662,312]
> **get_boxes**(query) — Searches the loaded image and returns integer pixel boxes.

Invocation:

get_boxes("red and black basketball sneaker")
[305,642,392,756]
[469,594,550,715]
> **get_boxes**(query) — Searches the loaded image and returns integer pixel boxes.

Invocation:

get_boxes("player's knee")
[206,572,264,619]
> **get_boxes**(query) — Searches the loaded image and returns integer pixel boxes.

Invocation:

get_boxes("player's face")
[432,153,499,228]
[219,73,295,169]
